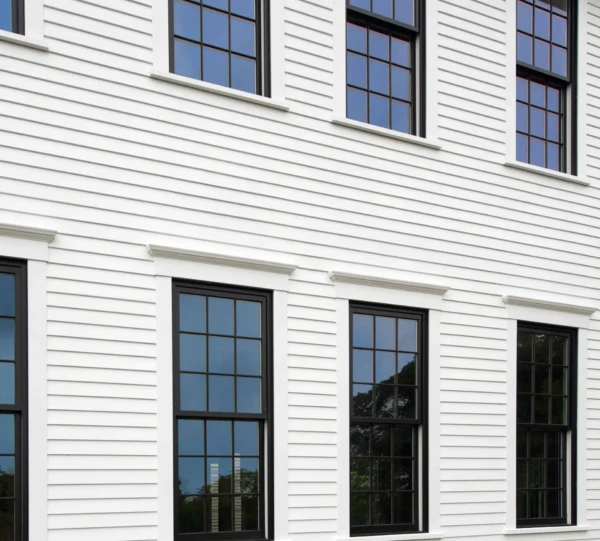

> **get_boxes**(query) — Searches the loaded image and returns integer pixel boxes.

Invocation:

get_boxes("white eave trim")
[148,244,297,275]
[502,295,597,316]
[0,222,56,243]
[329,271,450,295]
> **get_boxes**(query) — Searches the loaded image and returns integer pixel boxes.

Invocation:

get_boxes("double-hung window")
[346,0,424,135]
[350,303,427,534]
[516,323,576,527]
[173,281,272,540]
[0,259,27,541]
[170,0,268,96]
[0,0,24,33]
[516,0,576,173]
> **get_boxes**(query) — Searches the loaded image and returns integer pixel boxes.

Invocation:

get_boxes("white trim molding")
[0,29,48,50]
[504,161,590,186]
[502,295,597,316]
[333,271,444,538]
[504,525,590,535]
[0,222,56,262]
[152,244,291,541]
[0,222,56,243]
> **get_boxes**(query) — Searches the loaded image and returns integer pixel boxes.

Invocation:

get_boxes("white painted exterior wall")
[1,1,600,540]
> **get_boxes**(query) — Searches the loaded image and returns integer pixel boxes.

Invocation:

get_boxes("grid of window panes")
[0,266,22,541]
[346,0,418,134]
[171,0,261,95]
[175,284,267,538]
[516,328,571,525]
[177,419,261,534]
[516,75,564,171]
[350,306,422,533]
[516,0,570,172]
[0,0,21,33]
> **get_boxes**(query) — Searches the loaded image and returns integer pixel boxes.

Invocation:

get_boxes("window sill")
[0,29,49,50]
[149,69,290,111]
[331,117,442,149]
[338,534,443,541]
[504,160,590,186]
[504,525,589,535]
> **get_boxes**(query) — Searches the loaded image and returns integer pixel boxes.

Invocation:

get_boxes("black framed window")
[350,303,427,535]
[516,0,576,173]
[517,323,576,527]
[0,259,27,541]
[170,0,269,96]
[346,0,424,136]
[0,0,24,34]
[173,281,272,541]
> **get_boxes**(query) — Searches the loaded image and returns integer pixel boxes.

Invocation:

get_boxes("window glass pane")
[530,107,545,138]
[350,0,371,9]
[547,112,559,142]
[209,375,234,412]
[517,102,528,133]
[391,67,410,101]
[207,457,232,492]
[0,500,14,541]
[180,373,207,411]
[180,334,206,372]
[0,319,14,361]
[371,459,392,490]
[0,456,14,498]
[517,1,533,33]
[535,363,551,393]
[394,426,413,457]
[397,387,416,418]
[517,76,528,102]
[0,363,14,405]
[551,0,567,16]
[179,419,205,456]
[375,351,395,384]
[394,0,414,25]
[547,86,560,112]
[552,46,567,76]
[231,0,254,18]
[535,333,550,363]
[203,7,229,48]
[347,23,367,54]
[534,395,549,423]
[375,317,395,350]
[0,416,14,455]
[370,94,389,128]
[353,314,373,348]
[353,349,373,383]
[374,385,394,418]
[237,495,259,530]
[517,33,533,64]
[237,339,260,376]
[238,457,259,493]
[369,60,390,95]
[0,275,15,317]
[174,0,201,40]
[206,495,233,532]
[207,420,232,455]
[552,336,567,364]
[208,336,235,374]
[372,492,392,524]
[231,55,256,94]
[231,17,255,56]
[547,143,560,171]
[517,394,532,423]
[0,0,11,33]
[179,457,205,494]
[174,39,201,79]
[234,421,259,455]
[208,297,234,336]
[353,384,373,417]
[391,100,410,134]
[393,492,413,524]
[204,0,228,9]
[518,362,532,393]
[347,53,368,89]
[392,459,412,489]
[397,319,417,351]
[236,301,260,338]
[530,82,546,107]
[236,377,261,413]
[391,37,410,67]
[534,7,550,39]
[180,295,206,333]
[397,353,416,385]
[351,424,370,456]
[552,15,567,46]
[530,137,545,167]
[350,493,370,526]
[534,39,550,70]
[373,0,392,17]
[369,30,389,61]
[371,424,391,456]
[179,495,205,533]
[516,133,528,163]
[348,88,368,122]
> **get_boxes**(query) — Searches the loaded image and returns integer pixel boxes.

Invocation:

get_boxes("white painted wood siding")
[1,0,600,540]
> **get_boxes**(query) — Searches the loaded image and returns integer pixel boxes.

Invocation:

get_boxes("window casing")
[173,281,272,541]
[516,0,576,173]
[349,303,427,535]
[0,0,24,34]
[0,259,27,541]
[346,0,425,136]
[169,0,269,96]
[516,323,577,528]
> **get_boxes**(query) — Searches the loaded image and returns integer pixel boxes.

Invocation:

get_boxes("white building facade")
[0,0,599,540]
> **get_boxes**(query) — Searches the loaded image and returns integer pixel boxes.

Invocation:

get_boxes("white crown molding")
[148,244,297,275]
[502,295,597,316]
[329,271,450,296]
[0,222,56,243]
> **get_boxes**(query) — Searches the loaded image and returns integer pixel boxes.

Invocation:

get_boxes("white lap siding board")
[0,0,599,540]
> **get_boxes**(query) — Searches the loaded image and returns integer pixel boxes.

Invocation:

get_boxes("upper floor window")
[0,259,27,541]
[350,303,427,535]
[170,0,268,96]
[517,323,576,527]
[346,0,424,136]
[0,0,24,34]
[516,0,576,173]
[173,281,272,540]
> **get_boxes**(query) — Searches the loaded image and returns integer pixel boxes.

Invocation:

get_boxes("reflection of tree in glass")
[0,463,14,498]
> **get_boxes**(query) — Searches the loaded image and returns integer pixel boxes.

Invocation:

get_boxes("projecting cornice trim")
[0,222,56,243]
[329,271,450,295]
[502,295,597,316]
[148,245,297,275]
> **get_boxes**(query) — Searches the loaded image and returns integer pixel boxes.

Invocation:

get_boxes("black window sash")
[172,281,273,541]
[349,302,428,535]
